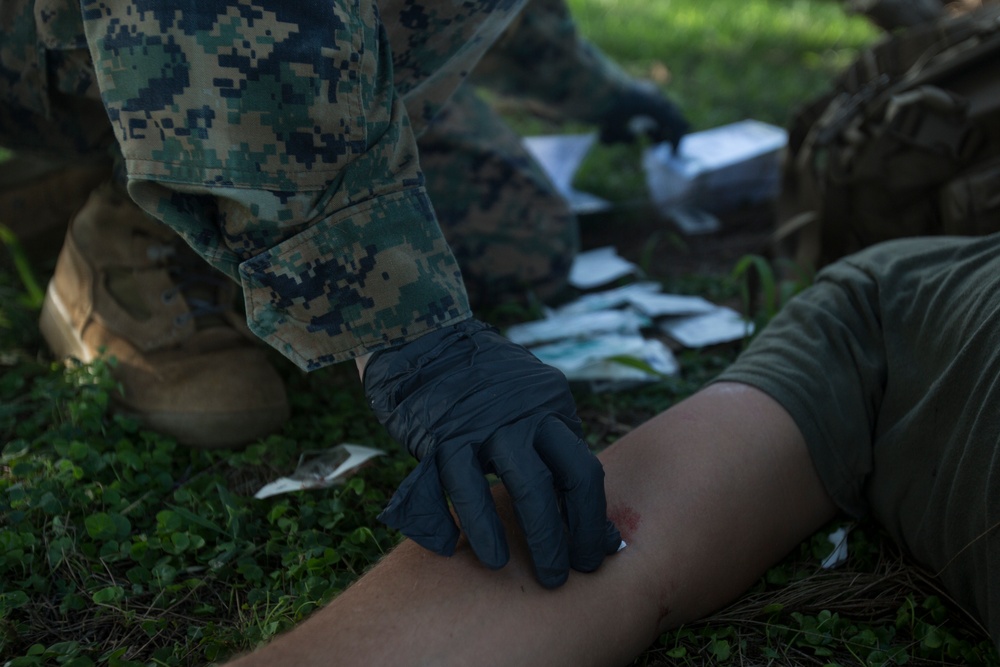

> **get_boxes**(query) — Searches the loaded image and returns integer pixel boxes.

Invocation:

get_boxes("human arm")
[362,319,621,588]
[79,0,473,370]
[79,0,617,584]
[233,233,1000,665]
[471,0,690,148]
[224,382,837,667]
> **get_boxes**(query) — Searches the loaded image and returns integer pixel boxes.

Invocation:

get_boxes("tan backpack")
[775,5,1000,269]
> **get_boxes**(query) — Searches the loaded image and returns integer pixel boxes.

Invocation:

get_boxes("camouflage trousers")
[419,85,577,309]
[0,71,577,313]
[0,0,609,370]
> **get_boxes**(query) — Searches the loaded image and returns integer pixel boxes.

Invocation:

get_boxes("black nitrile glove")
[599,81,690,151]
[364,319,622,588]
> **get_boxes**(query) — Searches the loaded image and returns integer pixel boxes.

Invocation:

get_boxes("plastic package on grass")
[643,119,787,217]
[254,443,385,499]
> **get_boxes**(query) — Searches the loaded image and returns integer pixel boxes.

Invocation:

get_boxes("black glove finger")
[532,417,619,573]
[598,85,690,152]
[648,102,690,152]
[377,457,462,557]
[436,443,510,570]
[486,428,570,588]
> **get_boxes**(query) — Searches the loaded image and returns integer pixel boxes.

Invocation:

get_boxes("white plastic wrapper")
[530,334,679,381]
[254,444,385,500]
[624,290,717,318]
[821,526,850,569]
[659,307,754,348]
[505,309,650,347]
[644,119,787,216]
[505,247,752,389]
[555,282,663,315]
[522,133,612,215]
[568,246,640,289]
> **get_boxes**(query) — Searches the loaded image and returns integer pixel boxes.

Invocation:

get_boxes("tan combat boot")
[39,183,290,448]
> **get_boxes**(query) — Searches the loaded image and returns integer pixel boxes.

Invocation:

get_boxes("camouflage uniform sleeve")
[79,0,472,370]
[470,0,634,123]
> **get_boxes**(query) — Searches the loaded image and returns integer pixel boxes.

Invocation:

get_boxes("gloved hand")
[599,81,690,151]
[364,319,622,588]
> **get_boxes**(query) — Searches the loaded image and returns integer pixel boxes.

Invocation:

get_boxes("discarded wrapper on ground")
[522,133,612,215]
[506,247,754,390]
[644,119,787,216]
[254,444,385,500]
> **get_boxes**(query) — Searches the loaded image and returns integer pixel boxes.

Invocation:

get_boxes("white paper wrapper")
[523,133,612,215]
[555,282,663,315]
[568,247,640,289]
[644,119,787,216]
[506,309,649,347]
[659,307,754,348]
[254,444,385,500]
[531,334,678,381]
[821,526,850,569]
[624,291,717,318]
[504,247,753,390]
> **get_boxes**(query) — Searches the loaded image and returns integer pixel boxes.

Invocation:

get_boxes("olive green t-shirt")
[716,234,1000,646]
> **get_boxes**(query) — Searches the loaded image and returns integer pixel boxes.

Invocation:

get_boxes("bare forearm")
[227,383,837,667]
[355,352,371,380]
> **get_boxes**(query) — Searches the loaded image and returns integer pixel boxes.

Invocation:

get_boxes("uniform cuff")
[239,188,472,370]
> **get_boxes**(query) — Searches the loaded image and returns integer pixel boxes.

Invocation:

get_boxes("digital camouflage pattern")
[1,0,974,369]
[419,84,578,307]
[0,0,635,369]
[415,0,643,308]
[77,0,486,370]
[472,0,634,123]
[0,0,109,156]
[417,0,640,308]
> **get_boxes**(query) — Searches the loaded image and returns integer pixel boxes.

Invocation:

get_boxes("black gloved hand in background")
[364,319,622,588]
[599,81,690,151]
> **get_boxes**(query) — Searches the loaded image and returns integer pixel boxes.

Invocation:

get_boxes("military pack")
[775,5,1000,268]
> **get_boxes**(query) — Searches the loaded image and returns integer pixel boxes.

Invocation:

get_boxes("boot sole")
[39,282,95,363]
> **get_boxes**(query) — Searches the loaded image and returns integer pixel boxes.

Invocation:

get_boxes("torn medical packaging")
[643,119,787,214]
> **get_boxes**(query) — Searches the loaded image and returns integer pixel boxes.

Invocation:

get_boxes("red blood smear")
[608,504,641,542]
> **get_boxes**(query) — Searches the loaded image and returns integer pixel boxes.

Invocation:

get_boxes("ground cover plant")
[2,0,999,665]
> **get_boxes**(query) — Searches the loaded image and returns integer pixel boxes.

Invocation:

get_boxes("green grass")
[570,0,877,128]
[2,1,999,665]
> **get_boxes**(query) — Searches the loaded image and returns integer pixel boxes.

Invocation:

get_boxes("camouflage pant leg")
[418,84,578,309]
[76,0,542,369]
[0,0,111,157]
[3,0,548,366]
[470,0,632,123]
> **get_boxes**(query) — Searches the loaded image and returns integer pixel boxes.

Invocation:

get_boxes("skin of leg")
[225,382,837,667]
